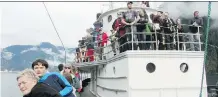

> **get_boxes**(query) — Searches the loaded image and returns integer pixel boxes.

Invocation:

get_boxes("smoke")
[159,2,218,29]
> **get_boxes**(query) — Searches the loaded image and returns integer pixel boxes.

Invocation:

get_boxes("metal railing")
[73,23,203,64]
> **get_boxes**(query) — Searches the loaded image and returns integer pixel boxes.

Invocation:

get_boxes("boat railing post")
[131,25,134,51]
[198,26,201,51]
[155,28,158,50]
[176,25,180,50]
[88,53,90,62]
[176,88,178,97]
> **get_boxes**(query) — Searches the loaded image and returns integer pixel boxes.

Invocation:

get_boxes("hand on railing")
[73,22,204,64]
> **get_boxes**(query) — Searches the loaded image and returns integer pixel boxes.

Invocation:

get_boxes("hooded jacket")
[23,83,61,97]
[39,72,75,97]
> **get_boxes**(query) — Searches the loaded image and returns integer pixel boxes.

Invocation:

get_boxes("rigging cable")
[43,2,67,64]
[199,1,212,97]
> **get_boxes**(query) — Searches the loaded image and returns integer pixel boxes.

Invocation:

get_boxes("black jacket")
[23,83,61,97]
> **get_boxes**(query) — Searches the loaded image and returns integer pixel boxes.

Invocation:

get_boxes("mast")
[109,1,114,10]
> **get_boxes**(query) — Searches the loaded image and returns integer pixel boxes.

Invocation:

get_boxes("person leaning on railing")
[150,11,164,50]
[136,8,151,50]
[76,43,82,63]
[162,12,176,50]
[109,29,118,56]
[175,18,185,50]
[121,1,140,50]
[97,28,108,60]
[112,12,127,53]
[188,11,203,51]
[84,28,94,62]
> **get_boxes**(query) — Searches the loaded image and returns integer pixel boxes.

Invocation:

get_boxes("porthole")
[108,15,112,22]
[146,63,156,73]
[180,63,188,73]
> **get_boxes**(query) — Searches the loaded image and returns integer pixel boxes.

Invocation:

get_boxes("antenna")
[101,1,114,13]
[109,1,114,10]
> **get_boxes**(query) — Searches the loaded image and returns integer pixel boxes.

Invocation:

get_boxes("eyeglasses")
[64,67,71,69]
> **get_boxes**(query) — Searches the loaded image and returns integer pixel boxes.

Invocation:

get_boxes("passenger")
[175,18,184,50]
[61,64,80,97]
[137,8,151,50]
[81,78,91,92]
[73,66,83,97]
[76,44,81,63]
[85,28,94,62]
[80,37,87,62]
[93,13,103,47]
[61,65,80,89]
[189,11,203,51]
[109,29,117,56]
[58,64,64,72]
[162,12,176,50]
[97,28,108,60]
[149,13,156,49]
[112,12,127,53]
[91,29,99,48]
[151,11,164,50]
[31,59,75,97]
[17,69,61,97]
[86,45,94,62]
[141,1,150,7]
[63,73,77,97]
[122,1,140,50]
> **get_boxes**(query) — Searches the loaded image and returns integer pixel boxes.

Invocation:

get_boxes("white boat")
[73,2,208,97]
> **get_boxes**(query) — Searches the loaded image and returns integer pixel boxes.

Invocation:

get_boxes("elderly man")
[17,69,61,97]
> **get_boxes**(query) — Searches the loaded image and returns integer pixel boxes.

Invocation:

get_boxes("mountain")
[1,42,76,71]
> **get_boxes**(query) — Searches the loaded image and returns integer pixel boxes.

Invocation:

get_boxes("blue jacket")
[39,72,75,97]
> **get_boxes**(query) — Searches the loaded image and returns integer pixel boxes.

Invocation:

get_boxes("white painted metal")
[78,5,208,97]
[87,51,208,97]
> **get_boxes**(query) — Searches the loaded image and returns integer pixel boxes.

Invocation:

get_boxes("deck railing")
[73,23,203,63]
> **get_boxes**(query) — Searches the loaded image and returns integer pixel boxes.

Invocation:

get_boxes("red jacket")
[112,18,125,37]
[86,48,94,62]
[97,32,108,47]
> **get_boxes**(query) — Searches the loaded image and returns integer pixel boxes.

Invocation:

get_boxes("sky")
[0,2,165,49]
[1,2,216,49]
[0,2,112,48]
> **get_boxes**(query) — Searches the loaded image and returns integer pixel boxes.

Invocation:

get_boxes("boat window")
[104,69,106,74]
[108,15,112,23]
[180,63,189,73]
[146,63,156,73]
[101,19,103,24]
[113,67,116,74]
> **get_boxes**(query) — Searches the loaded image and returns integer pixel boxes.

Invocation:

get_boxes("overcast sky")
[0,2,114,48]
[0,2,165,49]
